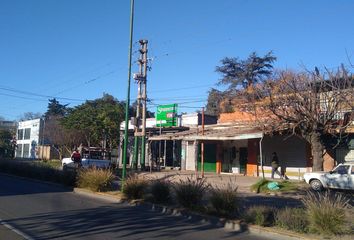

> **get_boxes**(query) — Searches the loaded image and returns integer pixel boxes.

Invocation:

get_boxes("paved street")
[0,174,272,240]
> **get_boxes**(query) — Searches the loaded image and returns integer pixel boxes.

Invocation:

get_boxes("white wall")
[16,119,42,158]
[185,141,197,170]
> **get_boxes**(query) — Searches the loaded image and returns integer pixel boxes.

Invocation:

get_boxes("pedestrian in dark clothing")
[281,163,289,180]
[271,152,281,179]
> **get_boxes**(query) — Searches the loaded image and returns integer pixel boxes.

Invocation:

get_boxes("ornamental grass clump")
[150,179,171,204]
[76,168,114,192]
[244,205,276,227]
[173,177,209,209]
[302,191,351,236]
[209,182,239,218]
[275,207,309,233]
[123,175,148,200]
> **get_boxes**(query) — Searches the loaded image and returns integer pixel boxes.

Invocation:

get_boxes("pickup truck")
[62,157,111,170]
[303,162,354,191]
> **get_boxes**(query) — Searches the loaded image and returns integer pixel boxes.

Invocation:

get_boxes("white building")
[15,118,43,159]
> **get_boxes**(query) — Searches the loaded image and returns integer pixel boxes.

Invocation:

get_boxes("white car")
[62,157,111,170]
[303,163,354,191]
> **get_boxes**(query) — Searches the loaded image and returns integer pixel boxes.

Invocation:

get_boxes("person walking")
[271,152,281,179]
[71,148,82,168]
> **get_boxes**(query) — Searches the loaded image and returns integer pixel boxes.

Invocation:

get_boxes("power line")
[0,86,85,102]
[149,84,214,93]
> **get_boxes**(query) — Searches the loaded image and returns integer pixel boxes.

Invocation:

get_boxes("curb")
[72,189,320,240]
[73,188,124,203]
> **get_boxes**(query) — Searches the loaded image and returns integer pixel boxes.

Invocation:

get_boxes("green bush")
[173,177,209,209]
[275,207,309,233]
[209,183,239,217]
[123,175,148,200]
[244,205,276,227]
[0,159,76,186]
[302,191,351,235]
[150,179,171,203]
[76,168,114,192]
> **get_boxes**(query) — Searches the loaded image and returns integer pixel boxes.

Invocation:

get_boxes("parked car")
[303,162,354,191]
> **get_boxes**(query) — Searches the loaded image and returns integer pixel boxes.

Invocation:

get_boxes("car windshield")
[332,165,350,174]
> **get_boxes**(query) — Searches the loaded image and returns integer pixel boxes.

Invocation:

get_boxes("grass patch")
[251,178,299,193]
[302,191,352,236]
[275,207,309,233]
[150,179,171,204]
[209,182,239,218]
[76,168,114,192]
[123,175,148,200]
[243,205,276,227]
[173,177,209,209]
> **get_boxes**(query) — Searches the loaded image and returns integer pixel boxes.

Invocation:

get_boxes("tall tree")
[45,98,69,118]
[43,115,84,159]
[216,51,276,90]
[242,67,354,171]
[205,88,224,116]
[61,94,125,149]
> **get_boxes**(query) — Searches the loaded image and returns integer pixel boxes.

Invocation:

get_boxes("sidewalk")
[135,170,260,193]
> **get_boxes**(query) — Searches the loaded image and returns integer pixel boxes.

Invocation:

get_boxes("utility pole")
[201,107,205,178]
[132,42,144,170]
[133,39,148,171]
[121,0,135,191]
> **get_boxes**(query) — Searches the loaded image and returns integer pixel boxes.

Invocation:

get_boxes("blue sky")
[0,0,353,120]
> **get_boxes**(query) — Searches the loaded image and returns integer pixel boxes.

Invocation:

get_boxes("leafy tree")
[131,100,155,118]
[0,129,13,158]
[216,51,276,90]
[44,98,69,118]
[61,94,125,150]
[205,88,224,116]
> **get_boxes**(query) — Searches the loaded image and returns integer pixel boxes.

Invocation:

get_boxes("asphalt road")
[0,174,272,240]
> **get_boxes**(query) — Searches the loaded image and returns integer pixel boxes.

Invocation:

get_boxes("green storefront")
[197,143,217,172]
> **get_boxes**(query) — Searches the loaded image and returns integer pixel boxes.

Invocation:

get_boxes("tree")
[61,94,125,150]
[242,67,354,171]
[19,112,42,121]
[0,129,13,158]
[205,88,224,116]
[43,115,84,159]
[44,98,69,118]
[216,51,276,90]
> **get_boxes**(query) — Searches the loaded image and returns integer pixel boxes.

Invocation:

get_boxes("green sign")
[156,104,178,127]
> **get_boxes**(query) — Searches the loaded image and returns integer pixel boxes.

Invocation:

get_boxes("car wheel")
[310,179,323,191]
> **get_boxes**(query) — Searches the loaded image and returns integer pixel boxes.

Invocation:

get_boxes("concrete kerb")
[72,187,321,240]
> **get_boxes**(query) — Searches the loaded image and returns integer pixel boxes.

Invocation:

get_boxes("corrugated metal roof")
[148,123,263,141]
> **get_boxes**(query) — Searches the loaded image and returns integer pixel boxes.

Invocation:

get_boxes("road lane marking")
[0,219,34,240]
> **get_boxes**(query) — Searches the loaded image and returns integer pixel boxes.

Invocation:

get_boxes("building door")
[239,147,248,174]
[198,143,216,172]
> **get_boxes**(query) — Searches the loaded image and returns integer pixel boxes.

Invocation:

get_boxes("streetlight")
[121,0,135,191]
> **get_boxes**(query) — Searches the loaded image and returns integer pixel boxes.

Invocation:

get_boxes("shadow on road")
[0,174,72,197]
[7,204,252,240]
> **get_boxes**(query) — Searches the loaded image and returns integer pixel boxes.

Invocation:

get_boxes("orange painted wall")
[216,143,222,174]
[247,139,259,176]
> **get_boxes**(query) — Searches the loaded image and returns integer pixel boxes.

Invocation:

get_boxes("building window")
[16,144,23,157]
[23,144,30,158]
[18,129,24,140]
[24,128,31,140]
